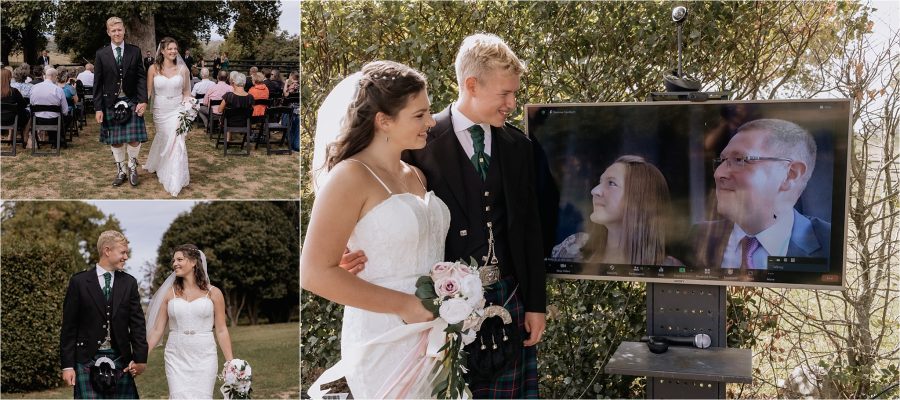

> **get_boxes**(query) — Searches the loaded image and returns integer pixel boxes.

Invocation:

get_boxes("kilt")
[99,97,147,145]
[468,277,539,399]
[74,349,139,399]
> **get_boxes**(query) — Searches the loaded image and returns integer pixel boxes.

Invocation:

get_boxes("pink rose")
[431,262,455,279]
[435,277,461,298]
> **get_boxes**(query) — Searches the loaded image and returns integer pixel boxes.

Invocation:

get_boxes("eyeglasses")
[713,155,792,169]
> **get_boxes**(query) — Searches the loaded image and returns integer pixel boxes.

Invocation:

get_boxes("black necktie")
[468,125,490,180]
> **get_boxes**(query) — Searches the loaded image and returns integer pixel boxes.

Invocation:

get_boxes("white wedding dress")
[165,290,218,399]
[145,68,189,197]
[309,160,452,399]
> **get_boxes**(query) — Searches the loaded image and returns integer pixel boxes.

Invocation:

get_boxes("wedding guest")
[29,67,68,148]
[264,69,283,98]
[221,52,230,72]
[1,68,30,139]
[217,72,254,143]
[191,68,214,98]
[199,70,233,126]
[143,50,154,71]
[247,72,269,118]
[183,49,195,73]
[39,50,51,66]
[552,155,682,266]
[11,63,34,98]
[30,65,44,85]
[283,70,299,97]
[243,66,258,91]
[76,63,94,87]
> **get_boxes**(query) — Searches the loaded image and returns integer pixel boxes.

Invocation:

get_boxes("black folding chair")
[258,106,293,155]
[74,80,87,128]
[206,99,224,139]
[82,85,94,113]
[218,106,253,156]
[250,98,270,141]
[1,102,19,156]
[29,104,63,156]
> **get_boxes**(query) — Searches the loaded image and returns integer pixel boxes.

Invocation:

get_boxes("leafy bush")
[1,238,83,392]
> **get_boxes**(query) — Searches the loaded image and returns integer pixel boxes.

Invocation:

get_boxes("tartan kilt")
[468,276,539,399]
[74,349,139,399]
[99,98,147,145]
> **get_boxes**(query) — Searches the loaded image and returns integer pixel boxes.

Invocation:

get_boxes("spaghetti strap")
[172,287,178,298]
[205,290,211,298]
[404,161,426,191]
[346,158,392,195]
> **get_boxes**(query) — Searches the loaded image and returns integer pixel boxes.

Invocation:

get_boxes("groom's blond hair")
[454,33,525,92]
[106,17,124,29]
[97,230,128,255]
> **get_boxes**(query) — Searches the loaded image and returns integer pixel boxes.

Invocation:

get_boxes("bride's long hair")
[324,61,427,171]
[155,37,179,71]
[172,244,209,294]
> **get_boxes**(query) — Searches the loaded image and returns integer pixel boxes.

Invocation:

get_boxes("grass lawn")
[0,109,299,199]
[3,323,299,399]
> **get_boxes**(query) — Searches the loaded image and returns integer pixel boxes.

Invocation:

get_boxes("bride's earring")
[385,134,390,143]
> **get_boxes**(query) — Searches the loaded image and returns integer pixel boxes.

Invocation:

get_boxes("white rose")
[439,298,473,324]
[459,274,483,298]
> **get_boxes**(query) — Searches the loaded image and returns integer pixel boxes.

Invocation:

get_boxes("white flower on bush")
[435,277,461,298]
[439,297,473,324]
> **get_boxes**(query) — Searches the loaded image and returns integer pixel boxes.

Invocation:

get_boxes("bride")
[144,37,191,197]
[302,61,450,398]
[146,244,234,399]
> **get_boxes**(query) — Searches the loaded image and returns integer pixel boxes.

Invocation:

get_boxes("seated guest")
[76,63,94,87]
[30,65,44,85]
[11,63,34,98]
[199,70,233,126]
[1,68,30,139]
[264,69,284,99]
[191,67,214,98]
[190,67,200,88]
[217,72,254,143]
[28,67,68,148]
[244,66,258,92]
[283,70,299,97]
[247,72,269,118]
[57,69,78,108]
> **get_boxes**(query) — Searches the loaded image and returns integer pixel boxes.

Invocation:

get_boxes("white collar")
[96,264,115,277]
[729,210,795,257]
[451,102,489,134]
[110,42,124,51]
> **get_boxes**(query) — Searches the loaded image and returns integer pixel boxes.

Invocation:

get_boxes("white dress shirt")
[96,264,116,290]
[191,78,215,97]
[76,70,94,87]
[110,42,125,61]
[451,102,492,158]
[29,80,69,118]
[721,211,794,269]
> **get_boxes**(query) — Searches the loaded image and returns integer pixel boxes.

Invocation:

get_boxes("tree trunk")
[22,22,38,66]
[127,14,156,55]
[225,290,245,327]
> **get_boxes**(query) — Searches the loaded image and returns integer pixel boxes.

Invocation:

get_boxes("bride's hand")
[399,294,434,324]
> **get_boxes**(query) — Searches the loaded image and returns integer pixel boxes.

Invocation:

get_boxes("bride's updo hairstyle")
[155,37,178,70]
[326,60,427,170]
[173,244,209,294]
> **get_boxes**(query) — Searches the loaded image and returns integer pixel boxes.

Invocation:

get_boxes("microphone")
[640,333,711,349]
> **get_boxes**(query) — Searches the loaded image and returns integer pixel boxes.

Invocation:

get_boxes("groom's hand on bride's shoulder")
[339,249,367,275]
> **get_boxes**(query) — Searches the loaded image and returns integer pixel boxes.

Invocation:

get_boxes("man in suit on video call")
[691,118,831,271]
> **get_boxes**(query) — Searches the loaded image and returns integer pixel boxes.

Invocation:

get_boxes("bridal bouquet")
[415,259,486,399]
[176,97,200,136]
[219,359,252,399]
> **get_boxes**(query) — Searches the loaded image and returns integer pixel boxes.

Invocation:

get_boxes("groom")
[60,230,148,399]
[93,16,148,187]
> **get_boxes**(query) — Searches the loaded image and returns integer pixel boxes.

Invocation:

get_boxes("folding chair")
[258,106,293,155]
[29,104,63,156]
[218,106,253,156]
[1,101,19,156]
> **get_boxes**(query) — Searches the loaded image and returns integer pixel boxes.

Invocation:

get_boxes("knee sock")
[111,145,127,164]
[126,144,141,168]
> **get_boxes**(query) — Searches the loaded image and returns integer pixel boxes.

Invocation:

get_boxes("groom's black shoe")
[128,158,139,186]
[112,162,127,186]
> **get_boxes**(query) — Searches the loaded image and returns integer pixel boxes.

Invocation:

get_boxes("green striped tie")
[115,47,122,65]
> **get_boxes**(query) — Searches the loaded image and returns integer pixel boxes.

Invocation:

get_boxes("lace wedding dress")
[165,290,218,399]
[145,69,189,197]
[309,160,452,399]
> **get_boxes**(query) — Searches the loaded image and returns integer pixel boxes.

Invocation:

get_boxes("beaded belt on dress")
[171,330,212,335]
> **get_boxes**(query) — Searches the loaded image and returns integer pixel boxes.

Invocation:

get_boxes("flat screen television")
[527,99,850,289]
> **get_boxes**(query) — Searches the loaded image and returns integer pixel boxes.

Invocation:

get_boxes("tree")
[300,2,887,397]
[1,201,123,269]
[0,1,55,66]
[153,201,298,326]
[221,30,299,61]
